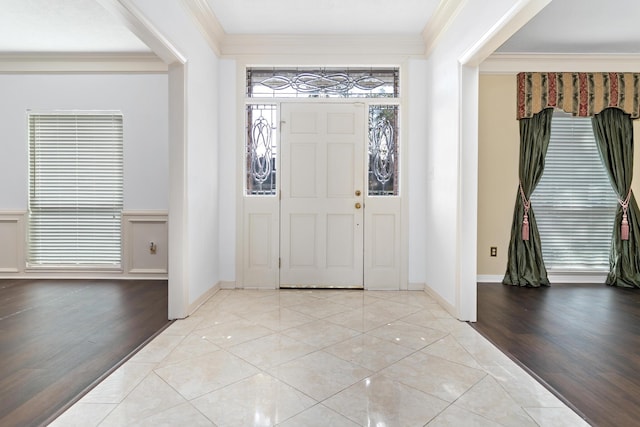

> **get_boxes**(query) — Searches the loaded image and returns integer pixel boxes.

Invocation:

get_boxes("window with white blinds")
[28,112,124,268]
[531,111,617,271]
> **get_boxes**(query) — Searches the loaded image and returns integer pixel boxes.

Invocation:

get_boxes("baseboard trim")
[548,272,608,284]
[477,273,608,284]
[424,283,457,318]
[187,282,222,315]
[408,282,426,291]
[220,281,237,289]
[0,273,168,280]
[477,275,504,283]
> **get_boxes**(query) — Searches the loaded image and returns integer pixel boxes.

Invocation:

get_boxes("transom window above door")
[246,67,399,98]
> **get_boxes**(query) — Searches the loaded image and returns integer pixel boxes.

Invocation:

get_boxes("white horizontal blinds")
[531,112,617,270]
[28,112,124,267]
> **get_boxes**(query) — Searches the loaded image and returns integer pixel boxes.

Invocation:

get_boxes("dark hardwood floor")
[0,279,170,427]
[471,283,640,427]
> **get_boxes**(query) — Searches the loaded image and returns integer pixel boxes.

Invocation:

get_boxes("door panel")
[327,143,354,197]
[326,214,354,267]
[289,214,317,267]
[290,144,317,198]
[280,103,364,288]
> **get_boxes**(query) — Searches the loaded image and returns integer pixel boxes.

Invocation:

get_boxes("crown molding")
[0,53,167,73]
[481,53,640,74]
[180,0,425,59]
[422,0,466,57]
[181,0,224,56]
[221,34,425,58]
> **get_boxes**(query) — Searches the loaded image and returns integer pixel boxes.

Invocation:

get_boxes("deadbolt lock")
[355,190,361,196]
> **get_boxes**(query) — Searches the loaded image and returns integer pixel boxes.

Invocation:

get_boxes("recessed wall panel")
[249,213,271,268]
[373,214,395,267]
[123,213,169,275]
[0,219,20,272]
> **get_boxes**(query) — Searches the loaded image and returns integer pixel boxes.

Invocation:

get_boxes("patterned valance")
[517,72,640,120]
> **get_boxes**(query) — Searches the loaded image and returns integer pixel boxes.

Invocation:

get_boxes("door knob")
[355,190,361,196]
[355,202,361,209]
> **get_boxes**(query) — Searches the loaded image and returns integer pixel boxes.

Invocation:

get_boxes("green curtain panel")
[503,108,553,287]
[592,108,640,287]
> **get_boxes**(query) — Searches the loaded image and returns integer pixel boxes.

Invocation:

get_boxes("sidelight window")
[368,105,399,196]
[246,104,277,195]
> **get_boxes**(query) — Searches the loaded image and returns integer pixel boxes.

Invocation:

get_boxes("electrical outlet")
[490,246,497,257]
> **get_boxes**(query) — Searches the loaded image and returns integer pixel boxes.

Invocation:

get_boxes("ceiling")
[1,0,639,55]
[206,0,440,35]
[496,0,640,54]
[0,0,150,53]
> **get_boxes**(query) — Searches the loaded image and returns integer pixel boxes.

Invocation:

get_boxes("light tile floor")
[50,289,590,426]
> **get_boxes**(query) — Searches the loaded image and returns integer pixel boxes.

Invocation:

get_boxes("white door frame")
[237,66,407,291]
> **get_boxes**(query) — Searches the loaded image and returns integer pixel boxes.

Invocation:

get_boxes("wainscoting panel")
[242,210,279,288]
[364,198,401,290]
[0,212,25,273]
[122,211,168,275]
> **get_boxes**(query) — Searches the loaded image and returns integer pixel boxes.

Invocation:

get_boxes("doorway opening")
[241,67,402,290]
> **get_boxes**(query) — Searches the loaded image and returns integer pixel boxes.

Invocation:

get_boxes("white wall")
[407,58,429,284]
[423,0,534,319]
[132,0,221,312]
[0,73,168,211]
[186,54,220,306]
[218,58,237,283]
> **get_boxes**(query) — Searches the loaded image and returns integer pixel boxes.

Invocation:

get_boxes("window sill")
[547,270,608,284]
[25,265,123,273]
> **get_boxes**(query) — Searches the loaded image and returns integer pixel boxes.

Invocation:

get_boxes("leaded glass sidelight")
[246,104,277,195]
[368,105,399,196]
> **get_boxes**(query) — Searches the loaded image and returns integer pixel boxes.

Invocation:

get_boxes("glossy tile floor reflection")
[50,290,589,426]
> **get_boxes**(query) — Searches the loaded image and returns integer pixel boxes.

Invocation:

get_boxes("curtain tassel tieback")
[619,189,632,241]
[519,182,531,241]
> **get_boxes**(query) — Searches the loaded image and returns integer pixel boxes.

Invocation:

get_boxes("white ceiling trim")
[481,53,640,74]
[182,0,425,58]
[181,0,223,56]
[422,0,466,57]
[459,0,551,67]
[97,0,186,65]
[221,34,426,57]
[0,53,167,73]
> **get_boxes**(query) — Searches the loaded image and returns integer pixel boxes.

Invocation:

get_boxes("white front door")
[279,103,365,288]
